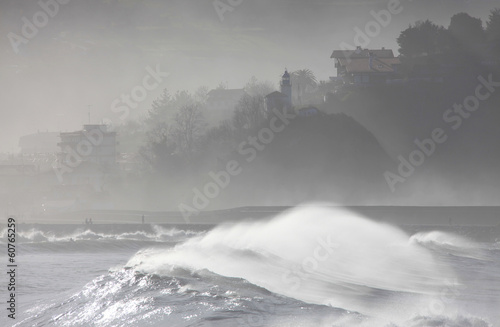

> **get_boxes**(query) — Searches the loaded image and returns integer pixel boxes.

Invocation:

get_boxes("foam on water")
[126,205,478,324]
[410,231,493,261]
[0,224,200,244]
[11,206,496,326]
[410,231,476,249]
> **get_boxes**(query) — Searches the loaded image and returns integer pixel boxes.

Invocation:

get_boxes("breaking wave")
[8,206,497,326]
[0,224,200,243]
[409,231,493,261]
[0,224,203,253]
[124,205,493,325]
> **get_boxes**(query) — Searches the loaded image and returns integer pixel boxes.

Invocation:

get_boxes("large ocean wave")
[123,206,494,326]
[17,267,492,327]
[10,206,497,326]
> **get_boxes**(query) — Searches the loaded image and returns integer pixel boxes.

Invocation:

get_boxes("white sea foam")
[127,205,465,323]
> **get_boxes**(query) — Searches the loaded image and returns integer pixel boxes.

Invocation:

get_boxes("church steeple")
[281,69,291,86]
[280,69,292,108]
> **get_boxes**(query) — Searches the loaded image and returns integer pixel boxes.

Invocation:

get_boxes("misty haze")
[1,0,500,326]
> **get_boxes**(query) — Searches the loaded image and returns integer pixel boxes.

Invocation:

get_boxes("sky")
[0,0,498,152]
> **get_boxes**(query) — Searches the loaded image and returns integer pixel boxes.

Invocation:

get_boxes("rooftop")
[339,57,401,73]
[331,47,395,59]
[265,91,287,98]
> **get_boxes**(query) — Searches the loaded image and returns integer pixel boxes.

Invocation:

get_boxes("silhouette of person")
[142,215,145,224]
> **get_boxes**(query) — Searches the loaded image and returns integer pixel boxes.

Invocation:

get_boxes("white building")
[19,131,59,154]
[58,124,116,167]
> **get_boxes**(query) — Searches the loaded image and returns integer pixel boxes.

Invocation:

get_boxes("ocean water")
[1,206,499,327]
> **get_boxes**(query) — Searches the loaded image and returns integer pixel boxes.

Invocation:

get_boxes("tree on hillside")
[146,89,171,127]
[172,90,196,109]
[244,76,275,97]
[291,69,317,105]
[486,8,500,40]
[140,122,176,175]
[486,8,500,55]
[202,119,237,157]
[232,94,267,132]
[448,13,485,51]
[171,104,207,158]
[147,89,200,128]
[397,20,448,58]
[215,82,228,90]
[194,86,209,104]
[205,119,234,143]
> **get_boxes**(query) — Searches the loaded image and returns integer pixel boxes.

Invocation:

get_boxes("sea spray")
[410,231,492,261]
[10,206,496,327]
[127,205,457,320]
[410,231,477,249]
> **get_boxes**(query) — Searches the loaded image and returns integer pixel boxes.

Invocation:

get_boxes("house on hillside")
[265,91,288,112]
[331,46,401,86]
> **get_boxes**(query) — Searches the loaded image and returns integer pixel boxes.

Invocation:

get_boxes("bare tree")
[146,89,171,128]
[194,86,209,104]
[244,76,275,97]
[140,122,176,174]
[232,94,267,132]
[171,104,207,157]
[147,88,201,128]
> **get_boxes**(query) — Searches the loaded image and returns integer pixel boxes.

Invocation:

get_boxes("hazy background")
[0,0,497,152]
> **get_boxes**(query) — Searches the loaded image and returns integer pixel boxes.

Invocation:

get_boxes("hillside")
[325,70,500,204]
[143,113,395,212]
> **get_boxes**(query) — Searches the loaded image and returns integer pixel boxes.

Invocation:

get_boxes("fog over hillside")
[0,0,496,152]
[3,3,500,326]
[0,0,499,210]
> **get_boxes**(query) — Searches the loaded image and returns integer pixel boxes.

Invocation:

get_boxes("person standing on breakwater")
[142,215,145,224]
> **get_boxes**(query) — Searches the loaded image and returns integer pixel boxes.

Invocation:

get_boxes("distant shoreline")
[6,206,500,227]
